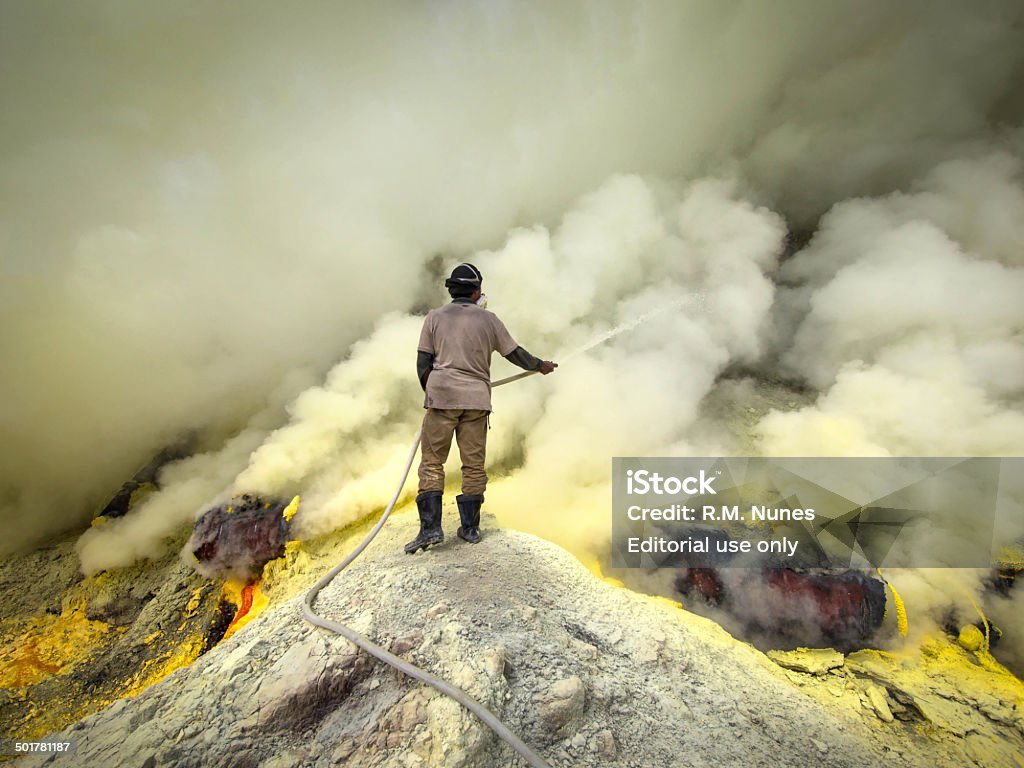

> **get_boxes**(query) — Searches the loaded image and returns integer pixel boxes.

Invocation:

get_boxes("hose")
[301,369,551,768]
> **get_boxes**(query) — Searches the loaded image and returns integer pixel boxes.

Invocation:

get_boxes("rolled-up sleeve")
[490,316,519,357]
[418,316,435,354]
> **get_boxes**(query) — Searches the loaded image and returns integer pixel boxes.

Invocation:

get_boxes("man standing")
[406,263,557,553]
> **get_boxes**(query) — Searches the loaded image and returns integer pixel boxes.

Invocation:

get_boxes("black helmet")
[444,262,483,290]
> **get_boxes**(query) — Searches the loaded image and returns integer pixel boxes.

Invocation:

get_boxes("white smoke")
[756,150,1024,462]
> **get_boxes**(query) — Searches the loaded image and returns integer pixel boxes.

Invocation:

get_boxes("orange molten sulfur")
[222,581,267,641]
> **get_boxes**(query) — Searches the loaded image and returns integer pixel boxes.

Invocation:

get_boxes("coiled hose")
[301,369,552,768]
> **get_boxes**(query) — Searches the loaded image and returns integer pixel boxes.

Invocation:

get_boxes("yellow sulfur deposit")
[876,569,909,638]
[585,557,626,589]
[0,608,120,740]
[0,609,110,689]
[282,495,301,522]
[122,634,207,698]
[585,557,681,608]
[919,637,1024,701]
[261,540,311,598]
[958,624,985,652]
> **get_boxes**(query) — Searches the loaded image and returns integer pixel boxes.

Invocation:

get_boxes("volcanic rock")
[865,683,894,723]
[188,494,292,581]
[767,647,845,675]
[18,512,1024,768]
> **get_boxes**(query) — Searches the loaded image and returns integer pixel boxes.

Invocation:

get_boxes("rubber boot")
[456,494,483,543]
[404,491,444,554]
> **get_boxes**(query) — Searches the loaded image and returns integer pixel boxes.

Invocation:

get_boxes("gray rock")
[866,683,895,723]
[537,676,585,735]
[767,647,845,675]
[590,728,616,759]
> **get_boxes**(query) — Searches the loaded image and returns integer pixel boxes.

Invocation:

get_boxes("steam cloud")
[758,151,1024,457]
[3,2,1023,659]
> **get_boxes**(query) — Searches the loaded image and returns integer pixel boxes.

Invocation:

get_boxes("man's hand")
[539,361,558,375]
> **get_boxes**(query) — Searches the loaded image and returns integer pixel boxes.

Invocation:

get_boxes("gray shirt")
[417,302,519,411]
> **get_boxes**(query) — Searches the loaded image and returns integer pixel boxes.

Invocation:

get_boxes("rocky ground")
[0,534,232,743]
[16,507,1024,768]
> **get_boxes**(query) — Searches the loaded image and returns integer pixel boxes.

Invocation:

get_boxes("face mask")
[476,293,488,309]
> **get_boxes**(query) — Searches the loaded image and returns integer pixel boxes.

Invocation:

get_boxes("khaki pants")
[417,408,489,496]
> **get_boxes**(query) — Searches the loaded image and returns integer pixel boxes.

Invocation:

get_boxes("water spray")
[558,294,703,363]
[488,295,702,387]
[302,300,694,767]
